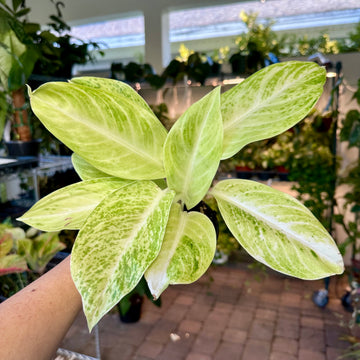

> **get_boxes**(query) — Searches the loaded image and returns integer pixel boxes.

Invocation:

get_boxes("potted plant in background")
[209,46,229,76]
[0,0,103,156]
[230,11,283,75]
[0,0,39,155]
[335,79,360,275]
[288,113,337,232]
[117,276,161,323]
[167,43,212,86]
[0,221,65,301]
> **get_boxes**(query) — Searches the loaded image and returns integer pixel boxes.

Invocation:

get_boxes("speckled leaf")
[71,181,175,330]
[71,153,111,180]
[70,77,153,114]
[145,203,216,299]
[71,153,168,189]
[18,178,134,231]
[164,86,222,209]
[28,82,167,180]
[211,179,344,279]
[221,61,326,159]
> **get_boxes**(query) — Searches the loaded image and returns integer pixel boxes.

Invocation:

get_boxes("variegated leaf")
[0,233,13,256]
[70,77,153,114]
[145,203,216,299]
[71,153,111,180]
[71,181,175,330]
[18,178,134,231]
[28,82,167,180]
[0,255,28,275]
[211,179,344,279]
[221,61,326,159]
[164,86,222,209]
[71,153,168,189]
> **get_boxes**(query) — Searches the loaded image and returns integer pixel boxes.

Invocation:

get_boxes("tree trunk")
[12,87,32,141]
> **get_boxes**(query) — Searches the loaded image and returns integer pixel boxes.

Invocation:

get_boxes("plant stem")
[16,273,25,290]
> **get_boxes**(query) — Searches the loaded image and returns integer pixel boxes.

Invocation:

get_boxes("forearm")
[0,255,82,360]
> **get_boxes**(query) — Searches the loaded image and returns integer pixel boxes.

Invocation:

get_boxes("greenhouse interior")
[1,0,360,359]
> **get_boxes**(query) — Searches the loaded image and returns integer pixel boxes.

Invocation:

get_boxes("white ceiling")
[27,0,359,26]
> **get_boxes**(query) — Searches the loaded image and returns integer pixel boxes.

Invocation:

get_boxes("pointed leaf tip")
[221,61,326,159]
[71,181,175,330]
[164,86,223,209]
[212,179,344,280]
[145,203,217,298]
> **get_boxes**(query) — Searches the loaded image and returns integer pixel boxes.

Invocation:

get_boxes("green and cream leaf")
[18,178,134,231]
[221,61,326,159]
[164,86,223,209]
[145,203,217,299]
[28,82,167,180]
[211,179,344,279]
[71,153,111,180]
[70,76,153,114]
[71,181,175,330]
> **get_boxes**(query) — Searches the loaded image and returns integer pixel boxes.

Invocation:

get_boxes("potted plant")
[18,61,343,332]
[186,52,211,86]
[230,11,282,75]
[167,44,212,86]
[0,221,65,300]
[209,46,229,76]
[229,51,247,75]
[0,1,39,154]
[0,0,103,156]
[117,276,161,323]
[335,79,360,261]
[288,115,336,231]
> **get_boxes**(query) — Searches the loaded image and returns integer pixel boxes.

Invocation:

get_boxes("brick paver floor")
[58,262,358,360]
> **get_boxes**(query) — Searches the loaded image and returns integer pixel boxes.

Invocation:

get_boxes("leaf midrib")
[180,100,216,204]
[101,186,170,302]
[223,68,317,132]
[33,87,164,168]
[212,188,335,262]
[163,209,187,274]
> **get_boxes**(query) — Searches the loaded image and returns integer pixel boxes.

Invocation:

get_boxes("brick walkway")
[59,262,357,360]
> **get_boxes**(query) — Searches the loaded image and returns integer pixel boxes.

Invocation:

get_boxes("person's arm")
[0,255,82,360]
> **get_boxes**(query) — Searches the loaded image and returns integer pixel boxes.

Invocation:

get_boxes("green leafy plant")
[17,232,65,274]
[0,0,102,148]
[335,79,360,257]
[18,61,344,331]
[0,224,28,276]
[0,222,65,297]
[210,46,230,65]
[288,115,337,231]
[231,11,286,74]
[0,0,39,141]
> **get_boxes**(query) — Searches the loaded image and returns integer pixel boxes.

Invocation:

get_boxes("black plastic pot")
[257,170,276,181]
[235,166,253,179]
[118,294,143,323]
[5,139,41,157]
[229,53,246,74]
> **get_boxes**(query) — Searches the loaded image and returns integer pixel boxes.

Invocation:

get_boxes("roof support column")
[143,6,171,74]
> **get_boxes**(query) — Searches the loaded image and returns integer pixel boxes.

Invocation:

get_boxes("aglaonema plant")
[18,61,344,331]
